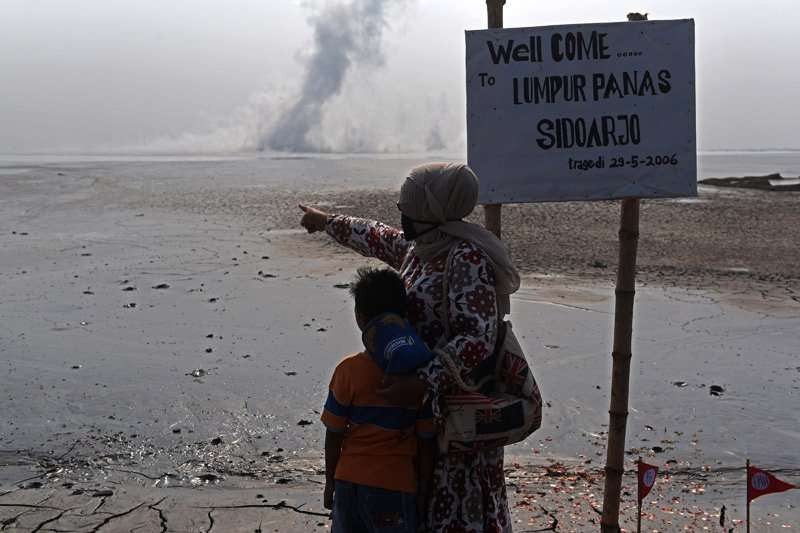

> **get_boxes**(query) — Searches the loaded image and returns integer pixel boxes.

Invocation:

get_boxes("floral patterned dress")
[328,215,511,533]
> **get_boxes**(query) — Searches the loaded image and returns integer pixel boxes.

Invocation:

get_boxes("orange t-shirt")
[321,352,434,494]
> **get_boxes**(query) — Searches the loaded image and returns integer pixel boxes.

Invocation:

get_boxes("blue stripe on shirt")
[325,389,432,432]
[348,405,419,431]
[324,390,350,417]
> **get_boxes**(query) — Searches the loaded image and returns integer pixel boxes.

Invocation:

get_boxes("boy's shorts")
[332,480,416,533]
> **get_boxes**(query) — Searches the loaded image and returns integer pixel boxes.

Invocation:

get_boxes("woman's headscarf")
[397,162,520,316]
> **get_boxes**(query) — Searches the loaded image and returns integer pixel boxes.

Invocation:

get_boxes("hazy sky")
[1,0,798,153]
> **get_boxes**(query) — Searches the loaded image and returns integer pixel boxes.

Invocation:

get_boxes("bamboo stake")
[600,198,640,533]
[636,456,642,533]
[746,458,751,533]
[484,0,505,239]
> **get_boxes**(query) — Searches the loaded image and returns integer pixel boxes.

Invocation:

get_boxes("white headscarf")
[398,162,520,316]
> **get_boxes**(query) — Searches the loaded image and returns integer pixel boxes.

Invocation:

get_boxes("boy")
[321,267,436,533]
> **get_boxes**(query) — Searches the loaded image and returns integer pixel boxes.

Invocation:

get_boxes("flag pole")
[746,458,751,533]
[636,456,642,533]
[484,0,505,238]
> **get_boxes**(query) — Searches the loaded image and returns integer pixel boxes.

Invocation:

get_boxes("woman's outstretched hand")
[377,375,428,408]
[299,204,329,233]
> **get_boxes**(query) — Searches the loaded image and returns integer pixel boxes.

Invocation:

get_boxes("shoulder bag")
[434,246,543,454]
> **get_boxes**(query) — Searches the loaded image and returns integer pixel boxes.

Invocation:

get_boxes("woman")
[300,163,521,532]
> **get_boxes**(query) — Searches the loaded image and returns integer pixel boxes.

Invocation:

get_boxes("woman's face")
[400,213,418,240]
[400,213,439,241]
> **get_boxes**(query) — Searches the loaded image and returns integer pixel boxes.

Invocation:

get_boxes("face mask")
[401,214,439,241]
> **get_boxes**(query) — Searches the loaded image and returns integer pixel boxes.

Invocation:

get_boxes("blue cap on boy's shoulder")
[361,313,434,374]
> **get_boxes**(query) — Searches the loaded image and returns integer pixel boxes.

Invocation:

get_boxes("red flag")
[638,461,659,502]
[747,466,796,502]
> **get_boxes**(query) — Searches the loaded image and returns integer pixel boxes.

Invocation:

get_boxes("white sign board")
[466,19,697,203]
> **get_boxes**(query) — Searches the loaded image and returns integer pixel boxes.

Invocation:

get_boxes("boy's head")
[350,267,407,330]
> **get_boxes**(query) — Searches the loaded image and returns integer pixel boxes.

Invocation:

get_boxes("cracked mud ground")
[3,463,798,531]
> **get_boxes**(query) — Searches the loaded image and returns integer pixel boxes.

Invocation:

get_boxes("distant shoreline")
[699,172,800,191]
[3,148,800,160]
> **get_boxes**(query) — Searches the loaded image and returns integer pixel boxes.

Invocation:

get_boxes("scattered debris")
[709,385,725,396]
[187,369,207,378]
[673,381,689,388]
[192,473,222,484]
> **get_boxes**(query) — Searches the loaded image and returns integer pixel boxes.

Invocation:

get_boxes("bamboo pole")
[484,0,505,238]
[486,0,504,27]
[600,15,648,532]
[485,204,502,239]
[600,198,640,533]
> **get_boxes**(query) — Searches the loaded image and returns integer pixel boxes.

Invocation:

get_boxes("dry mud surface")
[1,161,797,531]
[138,178,800,297]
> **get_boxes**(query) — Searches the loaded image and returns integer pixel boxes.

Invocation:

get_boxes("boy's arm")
[324,429,345,509]
[416,437,436,517]
[320,360,353,510]
[415,397,437,517]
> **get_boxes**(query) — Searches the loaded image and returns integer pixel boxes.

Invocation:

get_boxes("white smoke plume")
[261,0,401,152]
[131,0,461,155]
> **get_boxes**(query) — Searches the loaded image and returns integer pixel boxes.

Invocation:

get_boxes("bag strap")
[435,244,501,393]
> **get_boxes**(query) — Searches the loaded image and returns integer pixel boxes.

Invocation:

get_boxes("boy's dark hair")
[350,267,407,321]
